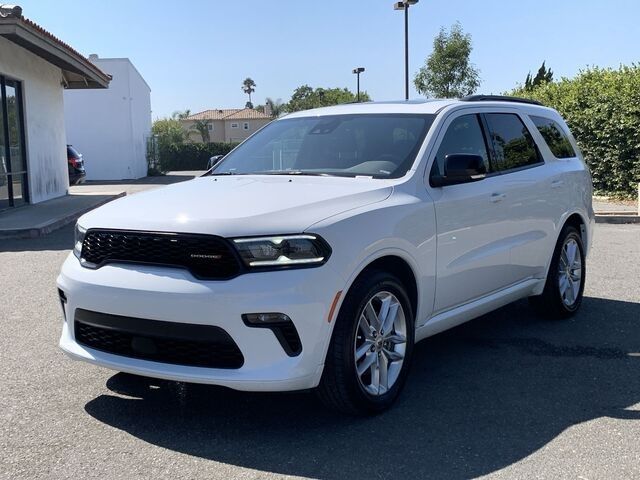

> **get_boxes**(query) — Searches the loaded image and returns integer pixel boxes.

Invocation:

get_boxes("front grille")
[81,229,241,279]
[74,309,244,369]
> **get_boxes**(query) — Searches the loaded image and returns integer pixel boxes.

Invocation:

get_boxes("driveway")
[70,171,205,196]
[0,223,639,479]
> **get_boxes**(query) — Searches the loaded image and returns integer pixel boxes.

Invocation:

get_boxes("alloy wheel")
[354,291,407,396]
[558,238,582,307]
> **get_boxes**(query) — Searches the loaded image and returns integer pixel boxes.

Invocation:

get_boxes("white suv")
[58,96,594,414]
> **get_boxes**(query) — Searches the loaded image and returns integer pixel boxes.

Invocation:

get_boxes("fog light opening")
[242,313,302,357]
[242,313,291,325]
[58,289,68,322]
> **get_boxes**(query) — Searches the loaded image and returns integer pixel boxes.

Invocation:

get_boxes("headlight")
[232,234,331,269]
[73,223,86,259]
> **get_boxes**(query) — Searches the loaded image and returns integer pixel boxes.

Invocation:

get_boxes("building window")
[207,123,213,131]
[231,123,239,129]
[0,75,28,210]
[243,122,249,130]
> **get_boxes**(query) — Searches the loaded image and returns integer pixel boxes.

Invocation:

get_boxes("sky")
[19,0,640,119]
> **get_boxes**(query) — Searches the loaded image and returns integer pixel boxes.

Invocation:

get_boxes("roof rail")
[460,95,543,106]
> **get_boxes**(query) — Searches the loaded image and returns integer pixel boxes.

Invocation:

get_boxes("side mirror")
[431,154,486,187]
[207,155,224,170]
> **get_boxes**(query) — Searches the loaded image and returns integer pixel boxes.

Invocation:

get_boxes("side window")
[530,116,576,158]
[432,114,489,176]
[485,113,541,171]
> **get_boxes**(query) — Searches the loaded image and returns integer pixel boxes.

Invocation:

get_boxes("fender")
[535,208,592,296]
[317,246,424,370]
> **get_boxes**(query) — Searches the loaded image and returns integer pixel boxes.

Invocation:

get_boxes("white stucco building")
[0,6,110,210]
[64,56,151,181]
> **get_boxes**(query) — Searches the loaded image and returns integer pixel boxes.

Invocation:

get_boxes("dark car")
[67,145,86,185]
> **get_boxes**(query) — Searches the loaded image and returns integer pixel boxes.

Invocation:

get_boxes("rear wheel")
[317,270,414,415]
[530,225,585,318]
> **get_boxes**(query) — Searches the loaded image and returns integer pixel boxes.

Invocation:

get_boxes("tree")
[186,119,211,143]
[525,61,553,91]
[242,78,256,107]
[151,118,185,150]
[414,22,480,98]
[510,64,640,198]
[171,109,191,120]
[265,97,285,118]
[285,85,371,112]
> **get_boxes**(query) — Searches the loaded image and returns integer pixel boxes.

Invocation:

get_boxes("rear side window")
[432,114,489,176]
[530,116,576,158]
[485,113,541,171]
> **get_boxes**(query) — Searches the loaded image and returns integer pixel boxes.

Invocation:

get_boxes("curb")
[0,192,126,240]
[595,212,640,224]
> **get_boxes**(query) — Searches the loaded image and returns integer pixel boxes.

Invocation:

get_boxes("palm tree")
[187,120,211,143]
[265,97,285,119]
[242,78,256,107]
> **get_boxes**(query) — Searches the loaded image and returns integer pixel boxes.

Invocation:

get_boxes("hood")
[79,175,393,237]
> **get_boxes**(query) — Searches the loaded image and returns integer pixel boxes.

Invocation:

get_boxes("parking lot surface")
[1,223,639,479]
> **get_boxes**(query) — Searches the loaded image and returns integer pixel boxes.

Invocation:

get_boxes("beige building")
[181,108,272,144]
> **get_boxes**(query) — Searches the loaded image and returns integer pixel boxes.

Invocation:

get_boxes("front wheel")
[530,225,586,318]
[317,270,415,415]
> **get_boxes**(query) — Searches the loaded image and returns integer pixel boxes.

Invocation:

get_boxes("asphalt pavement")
[1,223,639,479]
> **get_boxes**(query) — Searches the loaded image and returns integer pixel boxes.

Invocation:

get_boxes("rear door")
[483,112,556,282]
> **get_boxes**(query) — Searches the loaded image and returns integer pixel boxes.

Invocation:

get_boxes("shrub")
[158,142,239,171]
[511,65,640,198]
[151,118,185,150]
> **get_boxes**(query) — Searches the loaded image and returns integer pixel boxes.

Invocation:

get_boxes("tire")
[529,225,586,319]
[317,270,415,415]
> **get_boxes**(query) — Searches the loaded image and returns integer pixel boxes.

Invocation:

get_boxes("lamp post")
[393,0,418,100]
[352,67,365,102]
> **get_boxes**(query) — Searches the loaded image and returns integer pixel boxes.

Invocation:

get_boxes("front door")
[427,112,515,313]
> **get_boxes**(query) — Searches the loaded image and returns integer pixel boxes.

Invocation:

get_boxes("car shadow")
[84,296,640,479]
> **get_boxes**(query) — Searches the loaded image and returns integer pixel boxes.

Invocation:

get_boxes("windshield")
[211,114,435,178]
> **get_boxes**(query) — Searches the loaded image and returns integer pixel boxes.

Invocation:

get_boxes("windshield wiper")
[207,171,243,176]
[260,171,335,177]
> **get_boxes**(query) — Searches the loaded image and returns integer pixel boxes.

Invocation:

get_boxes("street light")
[352,67,365,102]
[393,0,419,100]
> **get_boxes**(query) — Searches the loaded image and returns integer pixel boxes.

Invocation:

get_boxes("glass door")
[0,103,8,210]
[0,75,28,210]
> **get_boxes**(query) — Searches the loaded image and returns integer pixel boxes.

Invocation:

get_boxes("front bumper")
[57,253,345,391]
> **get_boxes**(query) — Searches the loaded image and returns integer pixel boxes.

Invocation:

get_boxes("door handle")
[490,192,506,203]
[551,180,565,189]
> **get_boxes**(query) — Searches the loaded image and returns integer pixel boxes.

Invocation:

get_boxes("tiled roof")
[6,15,111,82]
[186,108,271,121]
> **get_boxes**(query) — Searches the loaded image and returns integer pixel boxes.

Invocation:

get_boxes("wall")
[182,119,225,143]
[0,36,68,203]
[64,58,151,180]
[224,118,270,143]
[182,117,271,144]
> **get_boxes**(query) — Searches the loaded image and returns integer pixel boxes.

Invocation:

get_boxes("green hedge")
[159,142,238,171]
[511,65,640,198]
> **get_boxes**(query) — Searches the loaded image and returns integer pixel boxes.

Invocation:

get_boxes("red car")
[67,145,86,185]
